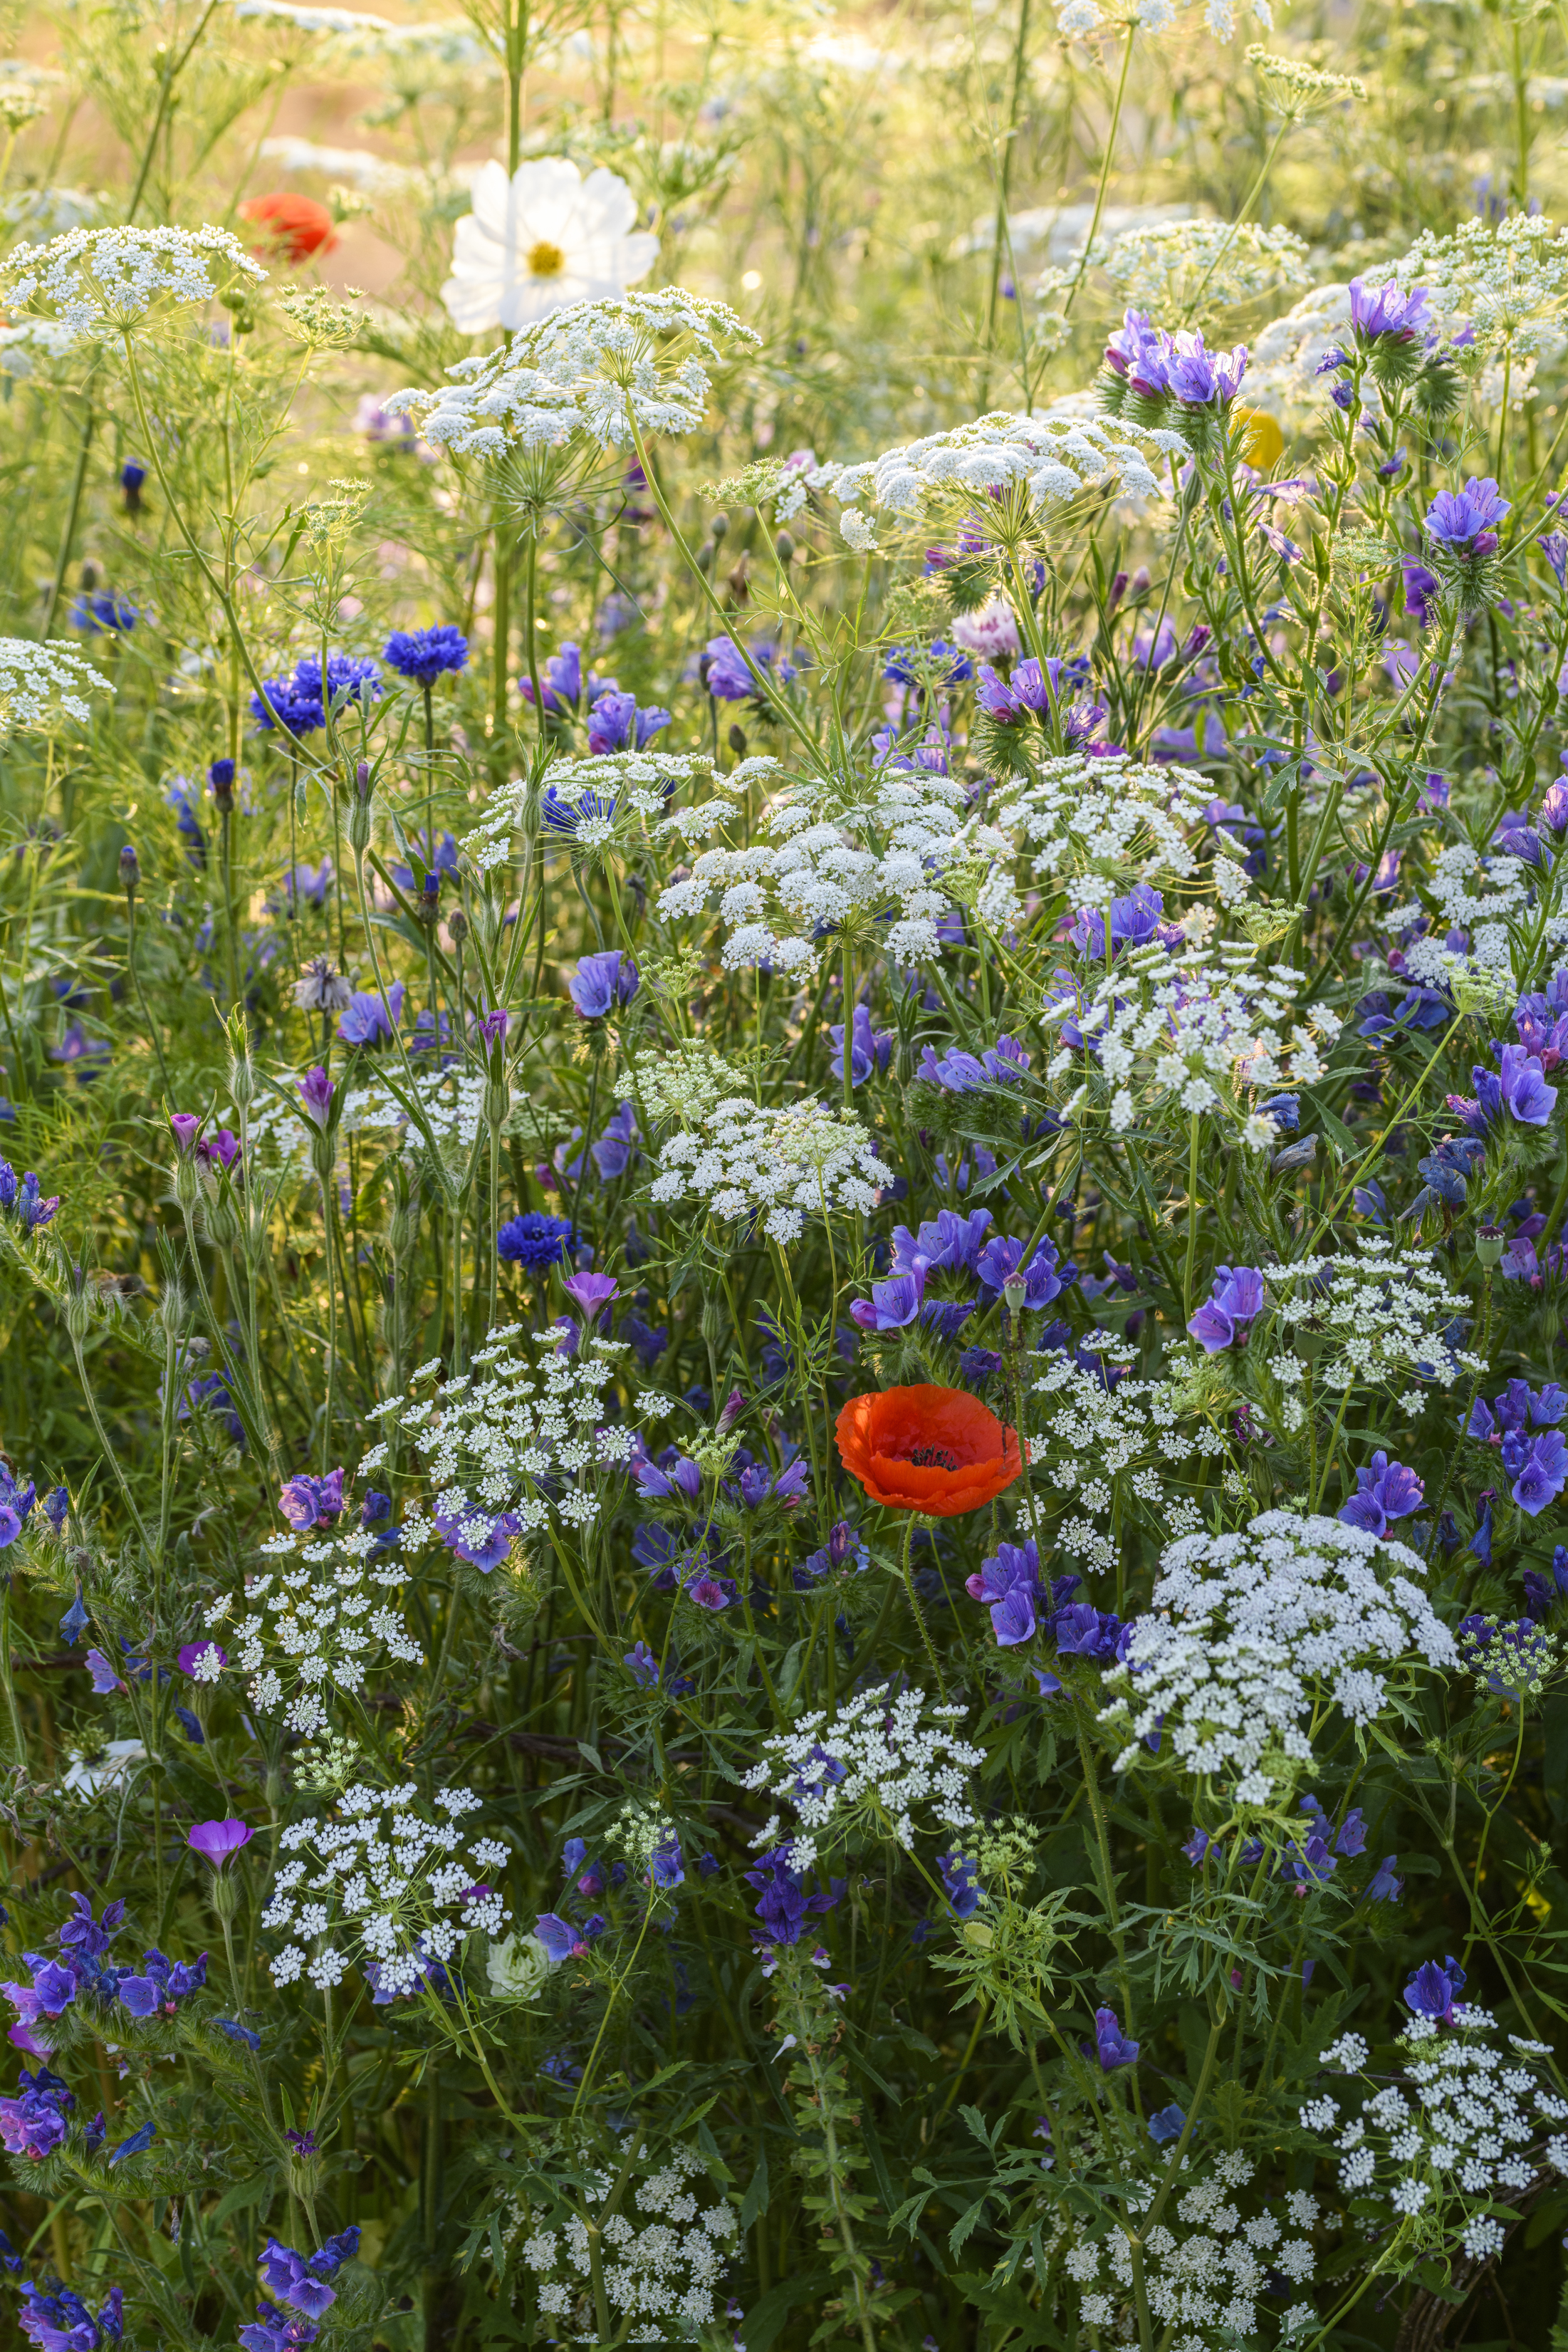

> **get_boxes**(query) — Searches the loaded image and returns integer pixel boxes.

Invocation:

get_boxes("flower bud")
[229,1051,256,1112]
[484,1077,508,1130]
[119,844,140,895]
[449,907,470,947]
[1475,1225,1505,1268]
[710,510,729,541]
[63,1281,93,1343]
[1003,1276,1027,1316]
[209,1868,240,1922]
[355,759,372,798]
[348,791,373,855]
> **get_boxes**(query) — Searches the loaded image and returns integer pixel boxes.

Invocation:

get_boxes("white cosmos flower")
[441,157,659,335]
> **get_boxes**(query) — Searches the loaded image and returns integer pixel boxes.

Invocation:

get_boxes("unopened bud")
[728,724,748,756]
[63,1282,93,1343]
[1003,1276,1028,1316]
[484,1077,508,1129]
[701,1299,726,1351]
[710,510,729,541]
[348,792,372,855]
[775,531,795,563]
[229,1053,256,1112]
[449,907,470,946]
[355,759,372,799]
[210,1868,240,1922]
[119,843,140,895]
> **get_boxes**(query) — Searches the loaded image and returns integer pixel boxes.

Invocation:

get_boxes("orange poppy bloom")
[835,1383,1023,1519]
[238,193,340,264]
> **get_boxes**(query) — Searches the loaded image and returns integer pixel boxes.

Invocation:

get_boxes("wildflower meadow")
[6,0,1568,2346]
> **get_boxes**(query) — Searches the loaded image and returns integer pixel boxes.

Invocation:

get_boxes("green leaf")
[741,2145,770,2231]
[742,2269,834,2352]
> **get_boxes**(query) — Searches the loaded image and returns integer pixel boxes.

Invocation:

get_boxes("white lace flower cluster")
[795,409,1186,529]
[981,755,1228,932]
[0,637,113,734]
[1048,941,1342,1149]
[1077,218,1312,313]
[1102,1511,1458,1805]
[263,1781,511,1995]
[1030,1356,1221,1568]
[3,223,266,334]
[742,1686,984,1870]
[1390,212,1568,363]
[1385,841,1540,997]
[657,761,971,969]
[244,1063,490,1170]
[362,1323,629,1542]
[235,1518,422,1738]
[518,2141,738,2338]
[1268,1241,1483,1394]
[387,289,758,457]
[1304,2014,1564,2259]
[459,749,778,874]
[1050,2153,1318,2348]
[1056,0,1272,43]
[649,1094,885,1247]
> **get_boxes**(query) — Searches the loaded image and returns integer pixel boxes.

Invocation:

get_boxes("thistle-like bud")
[63,1276,93,1343]
[449,907,470,947]
[119,843,140,896]
[209,1868,240,1922]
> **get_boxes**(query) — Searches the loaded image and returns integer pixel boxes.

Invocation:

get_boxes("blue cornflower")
[497,1212,577,1269]
[383,625,469,685]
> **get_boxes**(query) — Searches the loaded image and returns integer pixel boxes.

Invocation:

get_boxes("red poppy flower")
[238,193,340,264]
[835,1383,1023,1519]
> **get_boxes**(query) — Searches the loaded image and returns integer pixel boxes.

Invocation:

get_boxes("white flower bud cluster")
[1083,218,1312,313]
[1102,1511,1458,1805]
[264,1781,511,1995]
[518,2140,738,2336]
[743,1686,985,1870]
[364,1323,627,1544]
[1268,1241,1483,1392]
[657,761,971,971]
[982,754,1224,932]
[235,1521,422,1737]
[648,1094,885,1247]
[0,637,114,734]
[461,749,778,875]
[1305,2012,1565,2257]
[387,288,760,457]
[1052,2153,1319,2347]
[3,222,265,333]
[807,409,1188,519]
[1390,212,1568,362]
[1049,942,1342,1145]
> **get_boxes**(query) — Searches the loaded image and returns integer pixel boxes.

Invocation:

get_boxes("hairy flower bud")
[119,843,140,895]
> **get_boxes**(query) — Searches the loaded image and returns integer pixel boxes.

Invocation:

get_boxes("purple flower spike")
[188,1818,253,1867]
[1187,1264,1265,1353]
[1423,476,1510,557]
[1336,1451,1425,1538]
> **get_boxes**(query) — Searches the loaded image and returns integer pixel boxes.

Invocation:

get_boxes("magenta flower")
[187,1818,253,1868]
[298,1066,334,1128]
[563,1270,618,1326]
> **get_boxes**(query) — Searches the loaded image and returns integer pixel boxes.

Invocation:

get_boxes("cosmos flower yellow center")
[527,239,565,278]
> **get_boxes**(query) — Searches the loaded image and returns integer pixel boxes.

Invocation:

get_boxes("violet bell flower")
[1423,476,1510,558]
[297,1067,334,1128]
[187,1818,253,1867]
[1336,1450,1424,1537]
[568,949,639,1019]
[1186,1264,1265,1352]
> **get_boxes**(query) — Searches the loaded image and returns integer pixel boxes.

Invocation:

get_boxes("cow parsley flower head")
[1102,1511,1458,1806]
[3,223,266,334]
[1312,2012,1567,2259]
[649,1093,886,1246]
[741,1685,985,1870]
[810,407,1185,523]
[519,2139,738,2333]
[386,288,759,457]
[1268,1240,1483,1394]
[0,638,113,734]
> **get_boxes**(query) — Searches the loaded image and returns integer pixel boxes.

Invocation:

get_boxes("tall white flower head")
[1102,1511,1458,1806]
[741,1686,985,1870]
[0,639,113,734]
[387,289,758,457]
[1,224,266,335]
[809,409,1186,523]
[441,157,659,335]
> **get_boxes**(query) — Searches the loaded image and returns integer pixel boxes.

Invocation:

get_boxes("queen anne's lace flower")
[461,749,777,873]
[263,1781,508,1994]
[3,223,266,333]
[648,1095,885,1246]
[387,289,759,456]
[659,761,970,969]
[0,638,113,734]
[1390,213,1568,363]
[1311,2012,1563,2260]
[742,1686,985,1869]
[807,408,1187,519]
[1268,1241,1483,1393]
[515,2140,738,2337]
[235,1516,421,1738]
[981,753,1225,930]
[1102,1511,1458,1804]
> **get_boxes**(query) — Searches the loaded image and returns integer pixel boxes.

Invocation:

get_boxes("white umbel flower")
[441,157,659,335]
